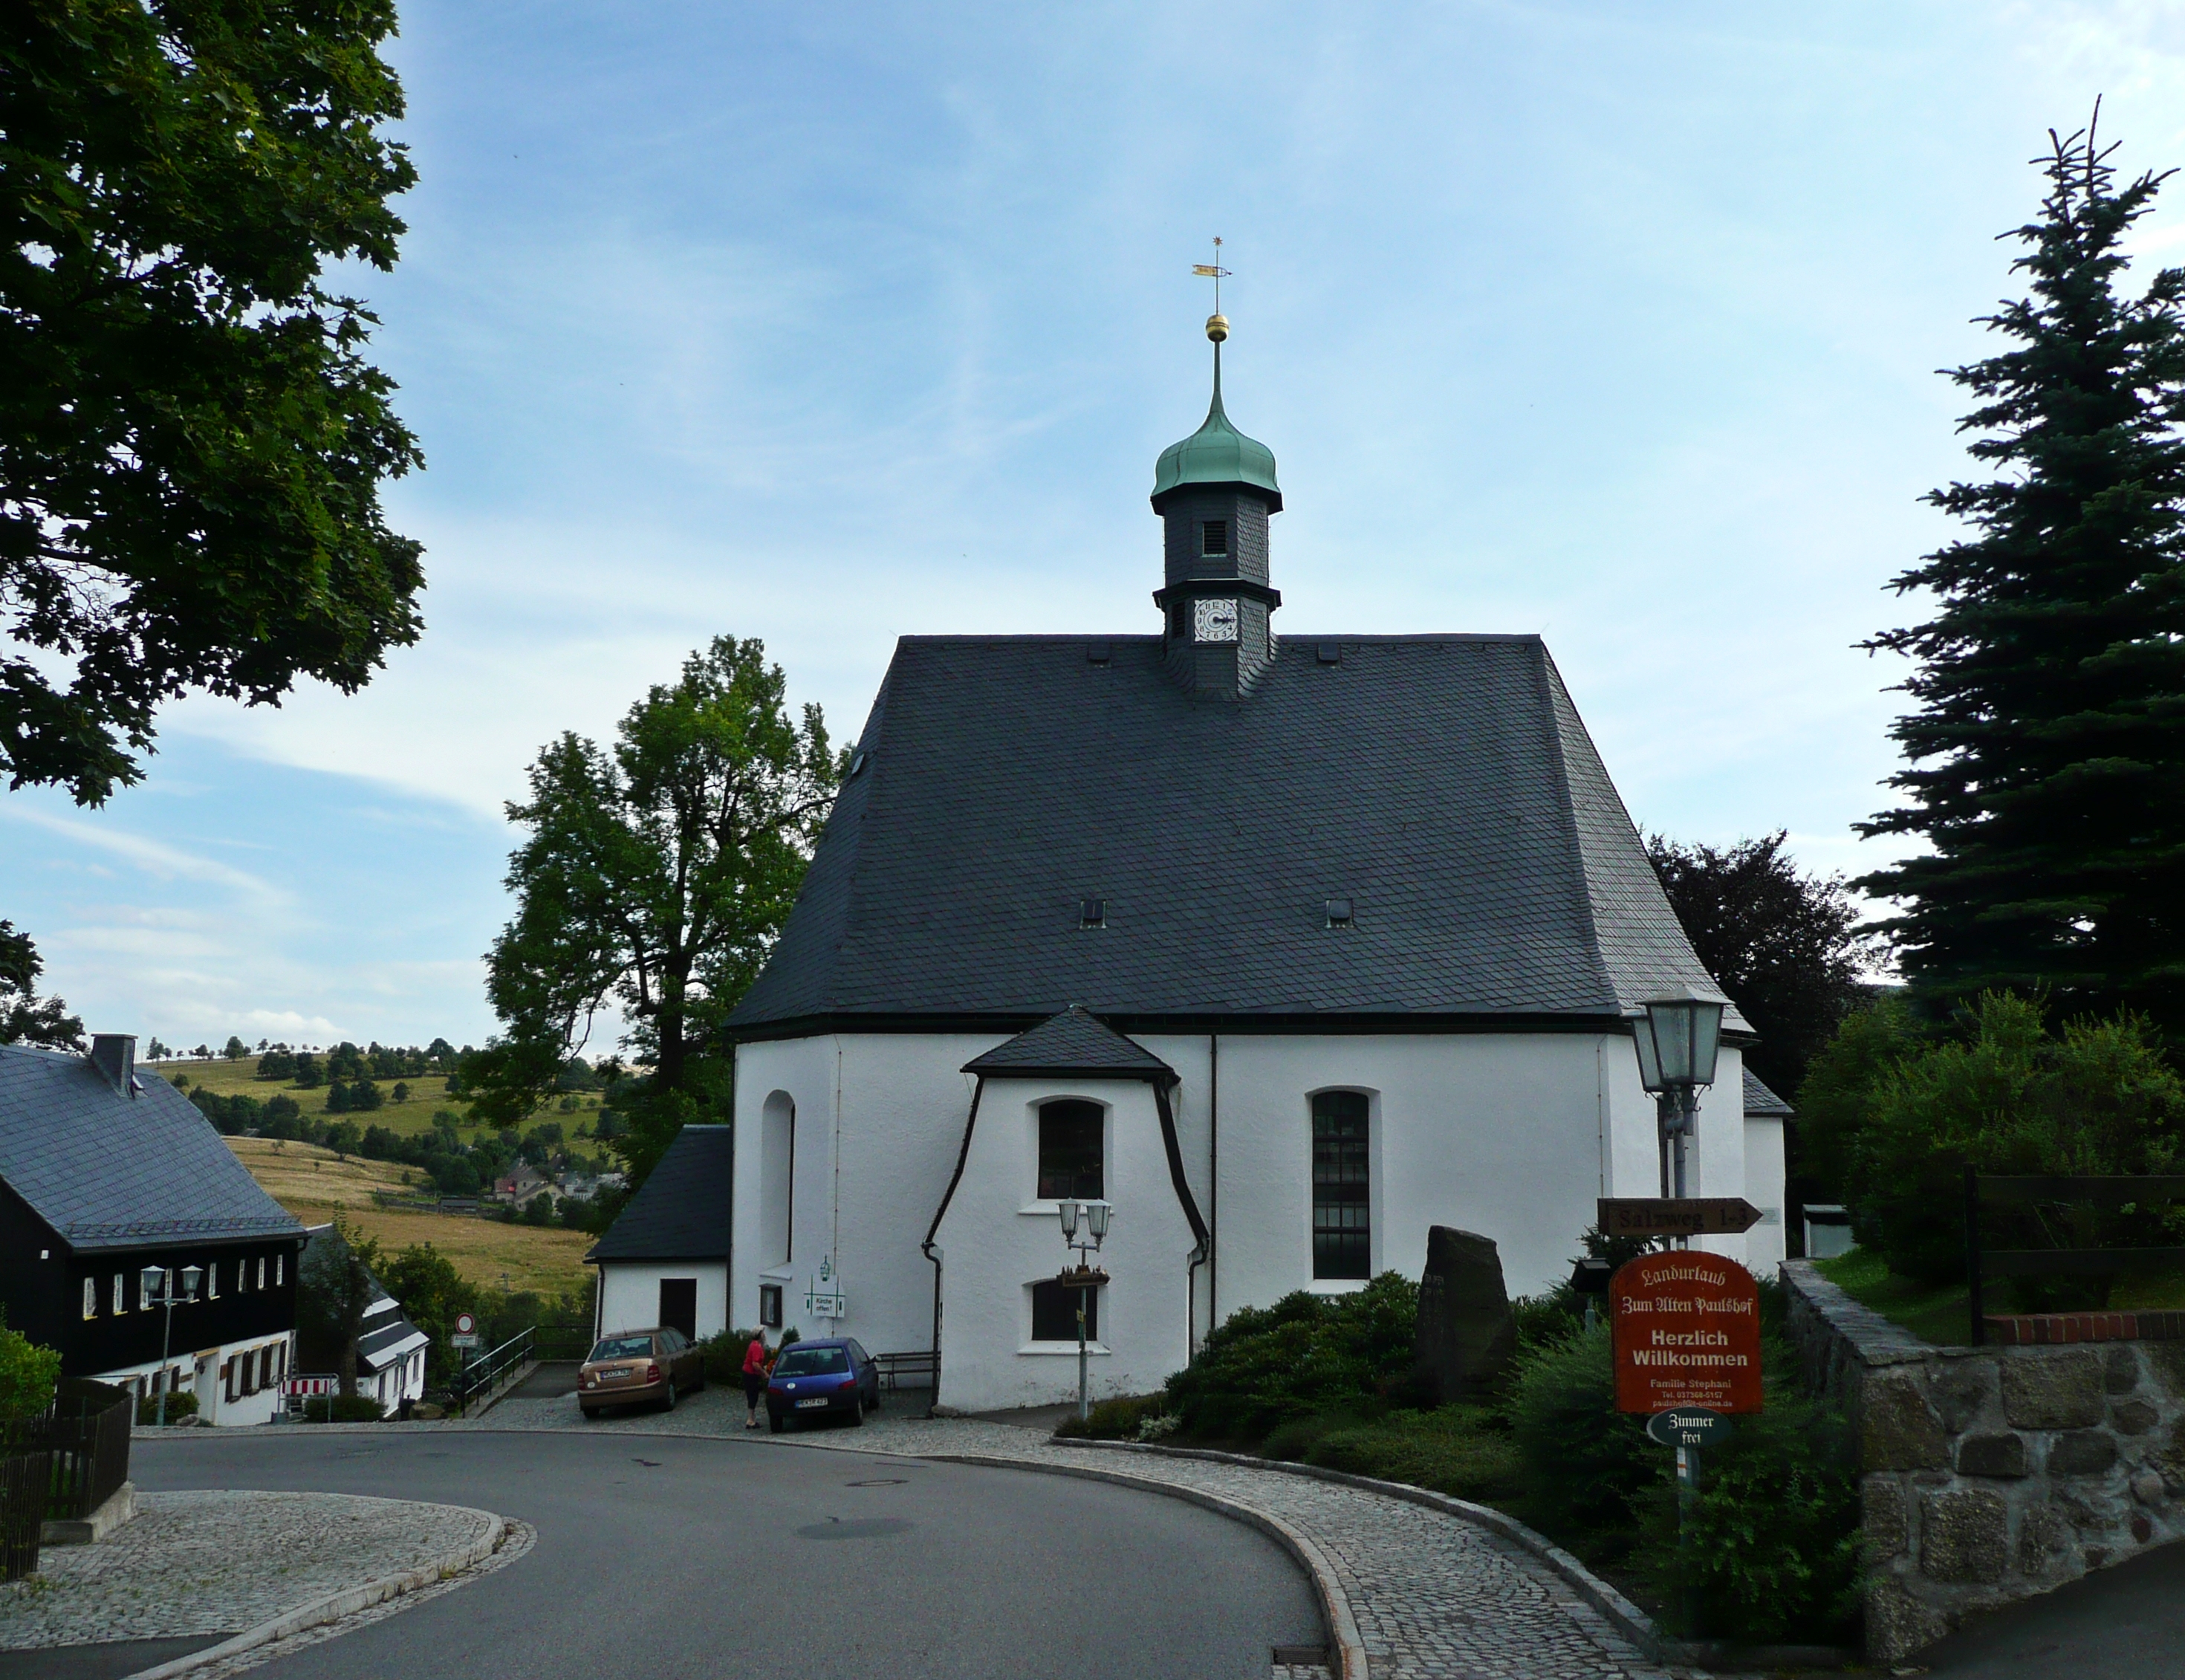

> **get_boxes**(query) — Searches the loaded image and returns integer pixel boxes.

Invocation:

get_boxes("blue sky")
[7,1,2184,1051]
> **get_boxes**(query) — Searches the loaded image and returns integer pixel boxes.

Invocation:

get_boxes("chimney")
[89,1034,137,1096]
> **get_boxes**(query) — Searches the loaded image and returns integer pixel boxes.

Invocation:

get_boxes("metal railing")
[451,1327,533,1414]
[1965,1168,2185,1343]
[0,1379,132,1522]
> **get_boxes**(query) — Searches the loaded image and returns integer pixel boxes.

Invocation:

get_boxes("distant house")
[295,1223,430,1414]
[0,1035,305,1424]
[585,1125,731,1343]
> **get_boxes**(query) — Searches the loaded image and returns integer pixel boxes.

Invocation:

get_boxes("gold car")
[578,1327,705,1418]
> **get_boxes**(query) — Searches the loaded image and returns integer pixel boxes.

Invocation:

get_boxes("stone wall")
[1781,1260,2185,1661]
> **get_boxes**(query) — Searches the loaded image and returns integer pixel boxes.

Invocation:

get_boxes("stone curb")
[1060,1438,1668,1666]
[920,1450,1368,1680]
[118,1502,510,1680]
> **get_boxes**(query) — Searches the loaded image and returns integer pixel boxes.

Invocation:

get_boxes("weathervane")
[1192,236,1230,343]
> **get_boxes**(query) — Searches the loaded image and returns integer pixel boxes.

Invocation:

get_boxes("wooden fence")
[1965,1169,2185,1344]
[0,1378,133,1522]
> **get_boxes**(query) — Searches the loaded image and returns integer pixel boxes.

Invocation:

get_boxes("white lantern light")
[1640,990,1725,1089]
[1085,1201,1111,1241]
[1631,1014,1665,1094]
[1058,1199,1080,1240]
[181,1265,204,1300]
[140,1264,163,1302]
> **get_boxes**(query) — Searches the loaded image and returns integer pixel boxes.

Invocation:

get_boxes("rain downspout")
[921,1076,984,1418]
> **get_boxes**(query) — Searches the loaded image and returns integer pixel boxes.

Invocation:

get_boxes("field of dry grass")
[227,1137,594,1299]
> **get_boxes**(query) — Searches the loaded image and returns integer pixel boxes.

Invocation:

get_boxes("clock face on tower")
[1193,597,1241,643]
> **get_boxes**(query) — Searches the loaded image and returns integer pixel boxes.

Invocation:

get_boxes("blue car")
[766,1337,880,1432]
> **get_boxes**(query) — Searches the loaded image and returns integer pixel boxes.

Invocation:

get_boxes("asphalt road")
[123,1427,1325,1680]
[1918,1537,2185,1680]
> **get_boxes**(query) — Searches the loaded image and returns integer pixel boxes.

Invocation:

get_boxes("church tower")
[1151,312,1282,700]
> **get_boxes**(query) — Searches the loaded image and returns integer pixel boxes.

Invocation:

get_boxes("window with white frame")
[138,1270,152,1311]
[113,1274,126,1314]
[1036,1100,1103,1201]
[1311,1090,1371,1280]
[1030,1277,1097,1342]
[275,1253,283,1286]
[207,1261,218,1299]
[82,1278,96,1320]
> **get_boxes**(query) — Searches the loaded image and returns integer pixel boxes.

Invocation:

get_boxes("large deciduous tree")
[2,0,424,806]
[1646,831,1873,1101]
[472,638,840,1184]
[1857,114,2185,1034]
[0,917,82,1048]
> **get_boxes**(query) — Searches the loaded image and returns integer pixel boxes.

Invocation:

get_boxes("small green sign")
[1647,1407,1733,1448]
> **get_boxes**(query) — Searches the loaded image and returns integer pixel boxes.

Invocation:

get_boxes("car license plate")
[796,1397,829,1409]
[604,1368,632,1380]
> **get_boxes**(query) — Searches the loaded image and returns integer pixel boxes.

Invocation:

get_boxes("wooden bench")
[872,1351,936,1395]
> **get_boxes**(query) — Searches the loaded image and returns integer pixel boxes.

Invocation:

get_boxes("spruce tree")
[1860,114,2185,1034]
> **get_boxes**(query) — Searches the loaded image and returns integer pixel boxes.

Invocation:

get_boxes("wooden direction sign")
[1598,1197,1762,1239]
[1611,1251,1763,1415]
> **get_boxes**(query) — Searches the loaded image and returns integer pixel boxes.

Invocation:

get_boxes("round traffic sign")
[455,1311,477,1335]
[1647,1407,1733,1448]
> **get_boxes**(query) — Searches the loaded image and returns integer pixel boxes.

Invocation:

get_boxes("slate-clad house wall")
[0,1037,304,1423]
[717,328,1763,1410]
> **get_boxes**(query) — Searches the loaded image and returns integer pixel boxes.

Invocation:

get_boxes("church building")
[722,314,1781,1413]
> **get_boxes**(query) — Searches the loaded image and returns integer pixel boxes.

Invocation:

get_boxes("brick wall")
[1782,1259,2185,1659]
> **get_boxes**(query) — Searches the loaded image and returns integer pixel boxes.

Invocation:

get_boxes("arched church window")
[1311,1091,1371,1280]
[760,1092,796,1264]
[1036,1100,1103,1201]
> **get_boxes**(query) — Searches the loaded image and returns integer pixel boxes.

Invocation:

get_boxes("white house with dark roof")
[0,1034,305,1424]
[587,1125,733,1343]
[718,321,1779,1412]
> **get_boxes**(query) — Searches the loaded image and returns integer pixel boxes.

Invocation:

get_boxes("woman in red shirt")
[741,1332,771,1430]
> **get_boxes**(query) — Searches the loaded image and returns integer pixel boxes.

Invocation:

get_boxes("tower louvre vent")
[1202,519,1228,557]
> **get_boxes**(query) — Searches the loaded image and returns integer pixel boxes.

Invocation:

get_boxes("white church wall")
[1210,1032,1632,1315]
[932,1076,1200,1413]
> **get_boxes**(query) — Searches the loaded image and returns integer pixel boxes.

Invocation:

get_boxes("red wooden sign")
[1611,1251,1763,1415]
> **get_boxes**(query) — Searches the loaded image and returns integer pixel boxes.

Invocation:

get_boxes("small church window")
[1031,1277,1097,1343]
[1312,1091,1371,1280]
[1037,1100,1103,1201]
[1201,519,1228,557]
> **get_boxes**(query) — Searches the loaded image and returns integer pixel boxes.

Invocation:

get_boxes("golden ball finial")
[1206,313,1230,343]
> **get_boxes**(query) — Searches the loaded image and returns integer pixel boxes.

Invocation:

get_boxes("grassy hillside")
[227,1136,594,1298]
[166,1055,606,1138]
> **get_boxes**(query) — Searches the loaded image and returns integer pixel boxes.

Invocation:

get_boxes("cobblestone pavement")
[0,1492,499,1651]
[175,1521,538,1680]
[462,1387,1746,1680]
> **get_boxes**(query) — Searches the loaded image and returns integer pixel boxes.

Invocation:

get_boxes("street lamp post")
[138,1263,204,1426]
[1634,990,1727,1241]
[1056,1199,1112,1421]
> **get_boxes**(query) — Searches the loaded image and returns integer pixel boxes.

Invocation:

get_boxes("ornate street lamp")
[1635,990,1726,1222]
[1055,1200,1113,1421]
[139,1262,204,1426]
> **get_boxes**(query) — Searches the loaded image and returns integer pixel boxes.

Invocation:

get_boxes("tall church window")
[1312,1091,1371,1280]
[1036,1100,1103,1201]
[1031,1277,1097,1343]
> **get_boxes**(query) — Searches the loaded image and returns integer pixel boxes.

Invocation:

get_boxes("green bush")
[136,1389,198,1424]
[0,1308,59,1421]
[1630,1343,1860,1643]
[1502,1322,1655,1560]
[1825,993,2185,1291]
[1163,1273,1420,1441]
[698,1328,761,1386]
[1053,1392,1169,1440]
[303,1393,387,1422]
[1261,1404,1525,1506]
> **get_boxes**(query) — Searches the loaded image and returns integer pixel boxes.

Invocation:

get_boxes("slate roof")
[962,1006,1175,1080]
[1742,1068,1793,1118]
[586,1125,733,1262]
[0,1043,302,1252]
[730,635,1742,1037]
